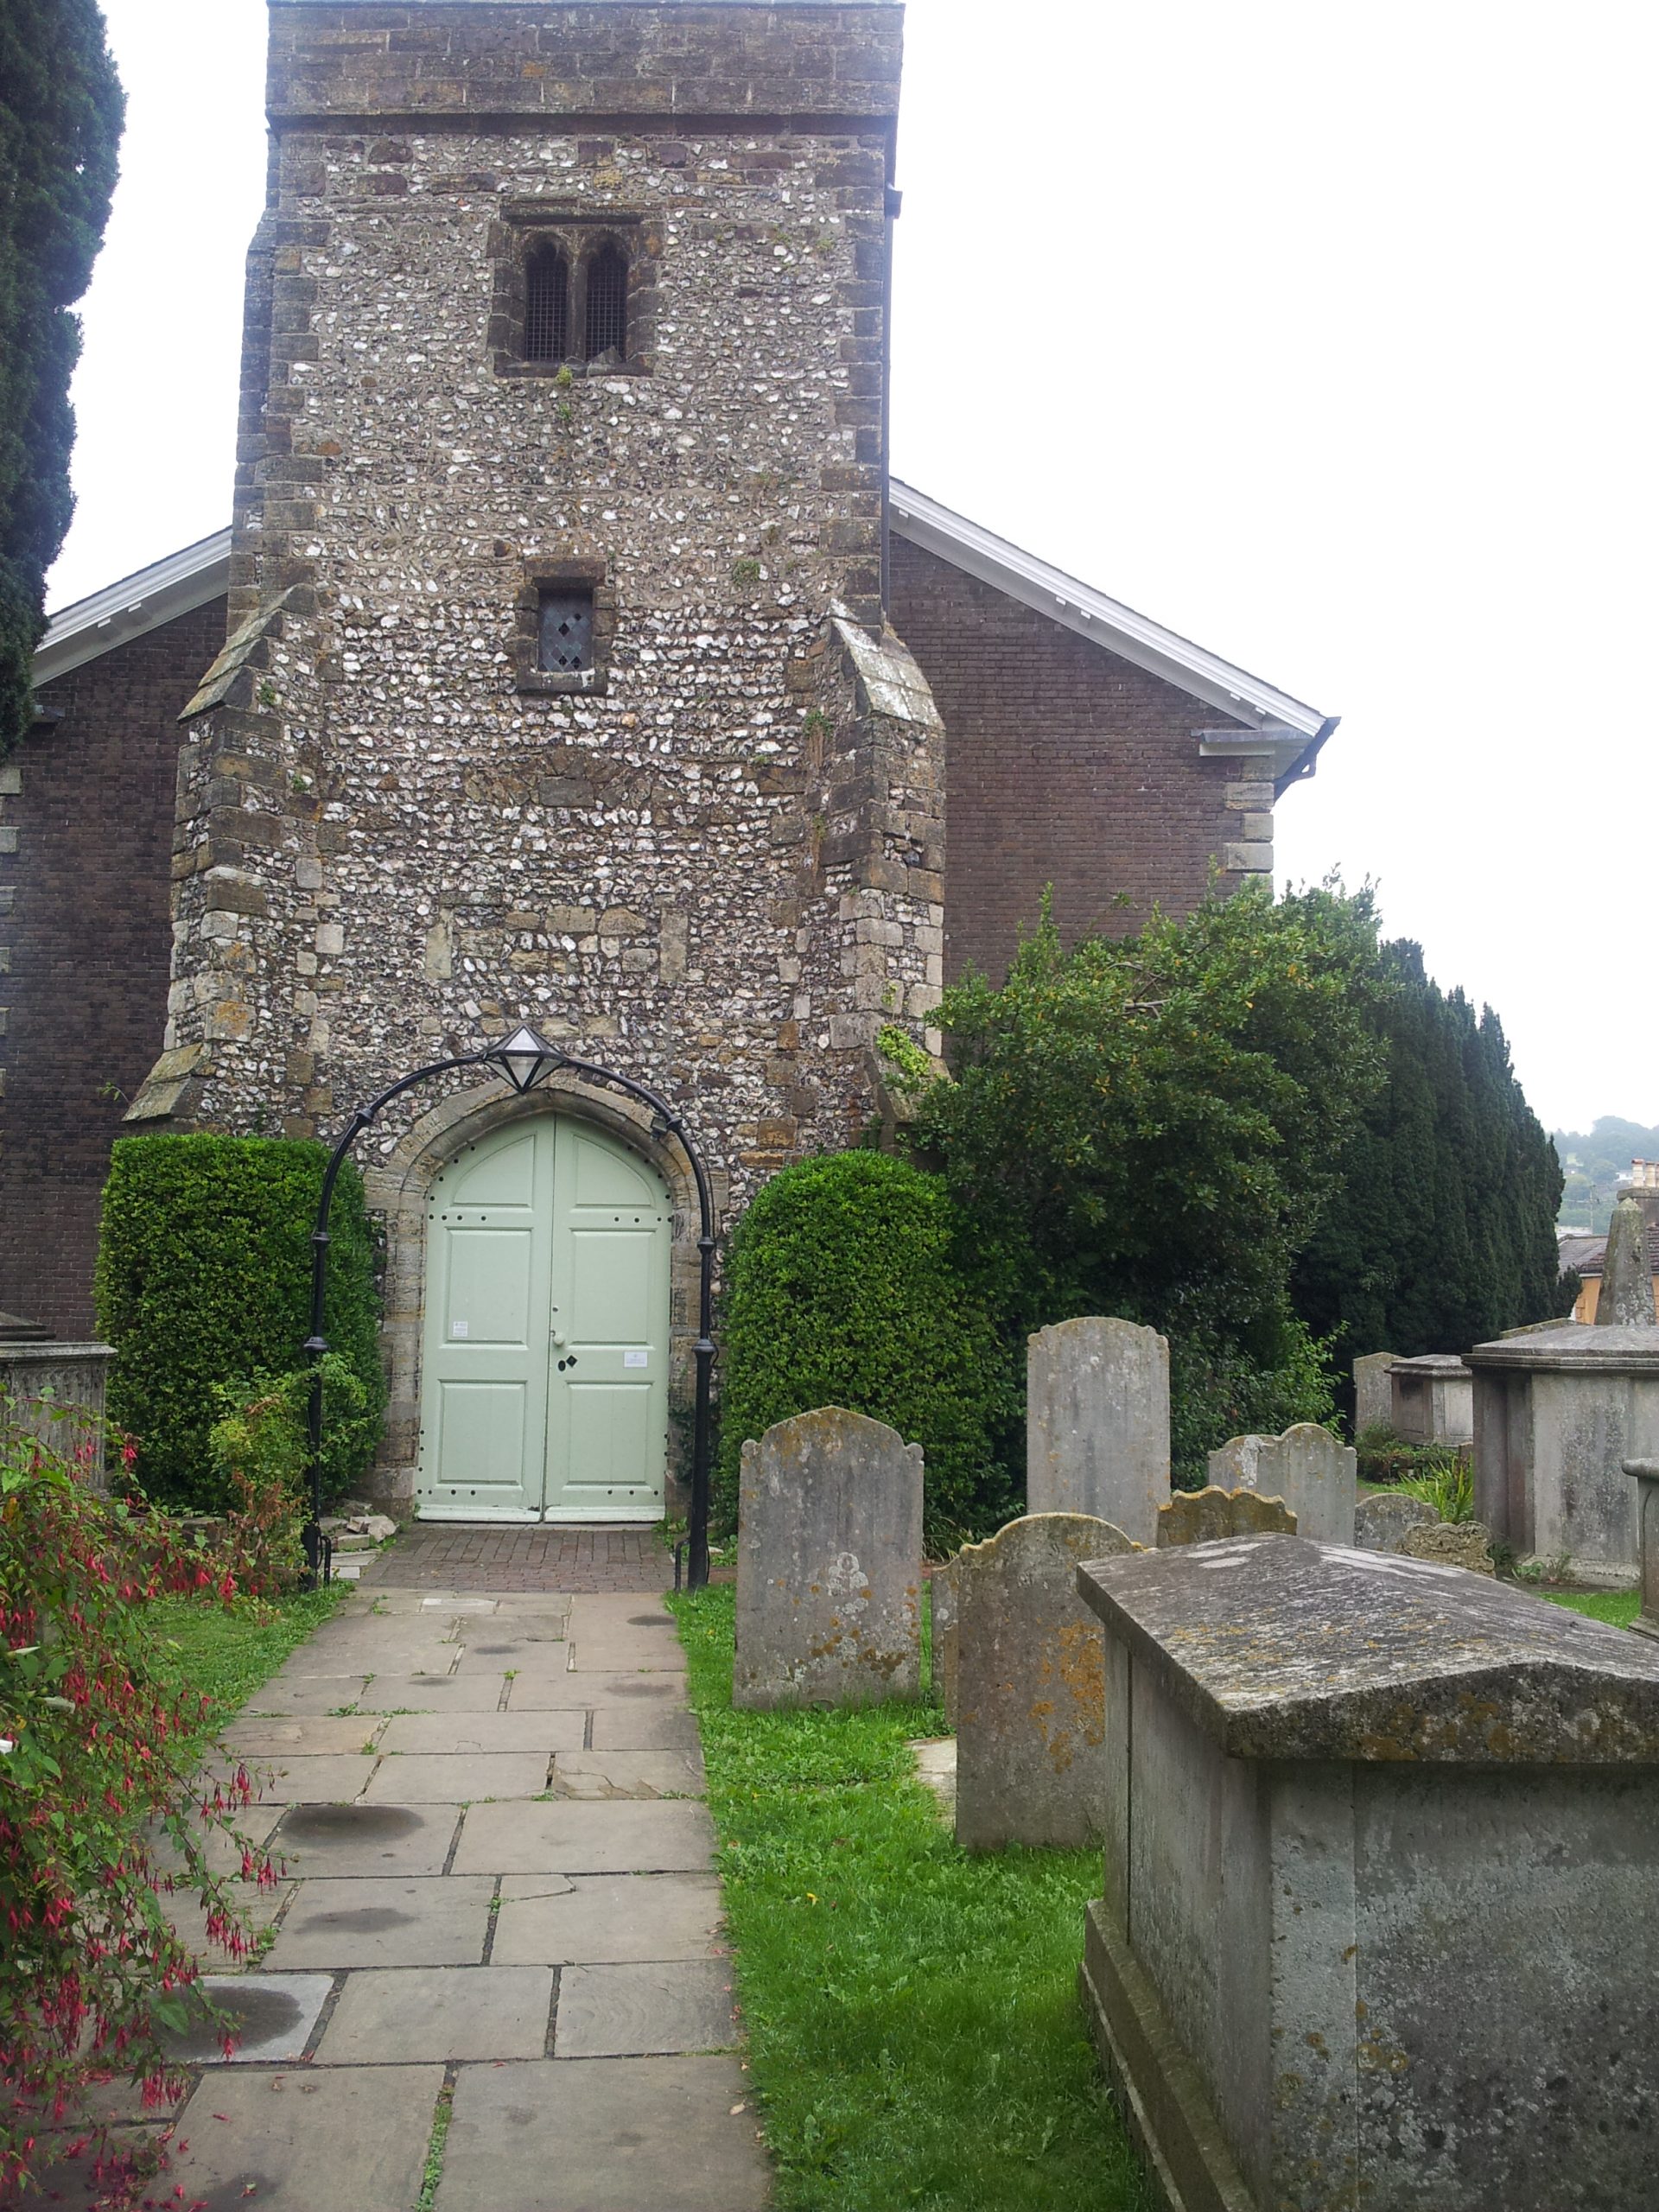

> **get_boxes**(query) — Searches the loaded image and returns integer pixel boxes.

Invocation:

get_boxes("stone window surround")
[514,557,616,697]
[489,202,662,380]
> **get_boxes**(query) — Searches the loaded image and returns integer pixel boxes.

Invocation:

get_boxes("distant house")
[1560,1165,1659,1320]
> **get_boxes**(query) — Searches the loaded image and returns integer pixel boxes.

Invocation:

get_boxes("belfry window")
[584,241,630,360]
[538,588,595,674]
[524,244,569,363]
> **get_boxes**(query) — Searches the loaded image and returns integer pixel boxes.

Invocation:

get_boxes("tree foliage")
[0,0,124,750]
[1292,940,1567,1357]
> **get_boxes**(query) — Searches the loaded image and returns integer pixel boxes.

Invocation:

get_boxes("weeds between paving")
[670,1585,1149,2212]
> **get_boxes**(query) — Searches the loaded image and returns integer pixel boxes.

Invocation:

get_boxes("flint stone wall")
[954,1513,1132,1852]
[1077,1535,1659,2212]
[1027,1318,1169,1546]
[1206,1423,1356,1544]
[734,1406,921,1709]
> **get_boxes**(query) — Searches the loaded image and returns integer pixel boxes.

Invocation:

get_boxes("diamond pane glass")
[538,591,594,673]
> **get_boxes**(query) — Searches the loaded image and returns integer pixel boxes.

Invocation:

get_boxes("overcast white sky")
[49,0,1656,1137]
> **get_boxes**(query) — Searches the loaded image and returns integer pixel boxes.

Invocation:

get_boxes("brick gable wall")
[0,601,226,1335]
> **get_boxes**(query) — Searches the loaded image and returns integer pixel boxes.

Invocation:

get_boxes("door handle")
[550,1331,567,1348]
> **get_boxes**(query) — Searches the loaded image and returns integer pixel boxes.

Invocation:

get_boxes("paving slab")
[461,1608,569,1639]
[378,1707,586,1755]
[263,1874,495,1968]
[547,1750,704,1798]
[433,2056,768,2212]
[10,2121,175,2209]
[243,1674,372,1716]
[362,1751,552,1802]
[493,1872,726,1965]
[451,1799,716,1875]
[223,1715,386,1757]
[149,1803,285,1879]
[357,1671,509,1713]
[241,1751,381,1802]
[161,1974,332,2064]
[271,1632,460,1678]
[588,1707,703,1751]
[168,2063,444,2212]
[554,1960,738,2056]
[163,1879,293,1966]
[452,1638,572,1677]
[565,1597,688,1672]
[316,1964,556,2063]
[269,1802,460,1877]
[506,1669,685,1709]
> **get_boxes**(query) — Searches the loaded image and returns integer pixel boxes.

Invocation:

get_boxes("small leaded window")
[524,244,569,363]
[584,241,630,360]
[538,588,594,673]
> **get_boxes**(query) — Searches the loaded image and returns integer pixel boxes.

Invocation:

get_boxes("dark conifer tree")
[1294,941,1567,1368]
[0,0,124,750]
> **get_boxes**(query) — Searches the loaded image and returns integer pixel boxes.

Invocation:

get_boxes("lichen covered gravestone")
[1027,1318,1169,1547]
[1353,1490,1438,1554]
[955,1514,1134,1851]
[1399,1518,1495,1574]
[1077,1536,1659,2212]
[1207,1423,1356,1543]
[734,1408,921,1710]
[1599,1196,1658,1325]
[1157,1487,1295,1547]
[1351,1350,1396,1435]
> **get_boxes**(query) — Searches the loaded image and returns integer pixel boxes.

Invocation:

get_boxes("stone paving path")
[127,1568,766,2212]
[361,1522,675,1596]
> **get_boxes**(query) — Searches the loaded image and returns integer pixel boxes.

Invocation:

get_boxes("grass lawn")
[1541,1586,1642,1629]
[669,1585,1149,2212]
[146,1584,345,1741]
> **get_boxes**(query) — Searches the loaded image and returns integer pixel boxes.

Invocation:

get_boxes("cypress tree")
[1294,941,1566,1365]
[0,0,124,752]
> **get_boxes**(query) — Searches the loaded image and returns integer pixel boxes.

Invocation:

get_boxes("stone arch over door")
[363,1069,716,1516]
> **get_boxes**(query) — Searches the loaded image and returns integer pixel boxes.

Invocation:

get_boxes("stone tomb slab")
[169,2063,444,2212]
[433,2056,768,2212]
[361,1751,552,1802]
[553,1960,736,2056]
[734,1407,922,1709]
[263,1874,496,1969]
[160,1973,332,2064]
[317,1965,556,2064]
[493,1872,726,1965]
[269,1801,459,1878]
[377,1708,586,1755]
[451,1799,716,1876]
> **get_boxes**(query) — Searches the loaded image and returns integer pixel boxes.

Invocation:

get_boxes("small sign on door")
[623,1349,648,1368]
[451,1320,469,1338]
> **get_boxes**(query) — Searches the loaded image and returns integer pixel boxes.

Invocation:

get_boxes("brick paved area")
[362,1521,675,1595]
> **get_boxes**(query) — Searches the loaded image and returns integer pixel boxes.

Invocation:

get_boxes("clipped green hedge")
[95,1135,386,1511]
[715,1151,1016,1548]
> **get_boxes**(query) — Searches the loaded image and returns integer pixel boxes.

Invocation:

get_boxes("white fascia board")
[888,481,1328,742]
[34,529,233,687]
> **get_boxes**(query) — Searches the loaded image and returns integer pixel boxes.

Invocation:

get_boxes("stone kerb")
[1206,1424,1356,1544]
[734,1408,922,1711]
[1352,1350,1396,1434]
[955,1514,1135,1852]
[1026,1319,1169,1548]
[1156,1488,1295,1548]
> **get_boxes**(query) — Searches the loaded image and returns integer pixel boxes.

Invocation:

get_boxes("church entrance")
[416,1115,671,1523]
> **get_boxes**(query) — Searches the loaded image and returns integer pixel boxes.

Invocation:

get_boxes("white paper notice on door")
[451,1320,468,1338]
[623,1349,648,1368]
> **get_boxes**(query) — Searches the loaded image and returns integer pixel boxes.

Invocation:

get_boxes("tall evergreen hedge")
[715,1151,1016,1548]
[96,1135,386,1510]
[0,0,124,751]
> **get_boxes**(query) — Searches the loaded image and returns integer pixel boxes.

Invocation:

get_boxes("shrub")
[208,1357,371,1594]
[1168,1316,1341,1490]
[1395,1456,1474,1524]
[0,1394,278,2196]
[716,1151,1017,1548]
[1354,1425,1467,1490]
[96,1135,385,1512]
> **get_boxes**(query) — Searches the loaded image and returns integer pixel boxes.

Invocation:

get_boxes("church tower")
[127,0,944,1513]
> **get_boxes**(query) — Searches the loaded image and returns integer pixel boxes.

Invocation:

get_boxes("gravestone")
[1027,1318,1169,1548]
[1352,1351,1397,1434]
[1157,1488,1295,1547]
[1599,1197,1657,1326]
[955,1514,1134,1851]
[1206,1424,1357,1543]
[1400,1518,1495,1575]
[1354,1491,1438,1554]
[931,1560,959,1726]
[1627,1459,1659,1642]
[1077,1536,1659,2212]
[734,1408,922,1710]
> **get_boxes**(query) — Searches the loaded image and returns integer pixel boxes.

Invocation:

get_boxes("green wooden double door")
[417,1116,671,1522]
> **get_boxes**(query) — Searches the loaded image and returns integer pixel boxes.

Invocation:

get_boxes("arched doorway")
[416,1113,671,1522]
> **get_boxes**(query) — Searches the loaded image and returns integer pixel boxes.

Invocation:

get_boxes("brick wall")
[0,601,226,1335]
[890,537,1260,983]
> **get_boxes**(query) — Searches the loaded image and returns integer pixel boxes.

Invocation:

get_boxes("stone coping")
[1387,1351,1471,1376]
[1465,1323,1659,1374]
[1076,1535,1659,1766]
[0,1341,113,1363]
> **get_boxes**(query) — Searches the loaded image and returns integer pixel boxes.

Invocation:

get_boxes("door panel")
[418,1113,669,1522]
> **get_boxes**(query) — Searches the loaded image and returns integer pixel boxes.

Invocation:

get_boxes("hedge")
[715,1150,1016,1549]
[95,1135,386,1511]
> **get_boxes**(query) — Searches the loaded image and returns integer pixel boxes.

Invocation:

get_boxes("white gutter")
[34,530,233,687]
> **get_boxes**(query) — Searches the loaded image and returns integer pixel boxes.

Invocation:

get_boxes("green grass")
[146,1584,346,1740]
[669,1585,1148,2212]
[1541,1587,1642,1629]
